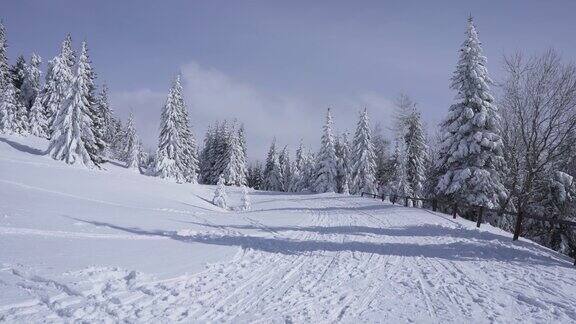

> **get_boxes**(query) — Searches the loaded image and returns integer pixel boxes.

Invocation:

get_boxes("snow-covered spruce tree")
[21,53,42,110]
[236,125,248,185]
[288,141,304,192]
[350,109,377,195]
[296,148,316,192]
[137,140,148,167]
[124,112,141,171]
[436,16,507,208]
[110,118,127,161]
[95,85,117,158]
[220,123,239,185]
[263,138,283,191]
[77,42,105,164]
[372,123,393,195]
[155,80,185,182]
[205,121,227,184]
[0,22,9,90]
[218,121,247,186]
[247,162,264,189]
[48,47,96,167]
[173,75,199,183]
[10,55,27,100]
[390,139,411,199]
[335,132,351,194]
[212,175,228,209]
[0,30,28,134]
[11,95,29,134]
[314,108,338,193]
[0,82,17,133]
[404,108,428,200]
[279,145,291,192]
[200,125,217,184]
[28,96,48,137]
[241,185,251,211]
[42,34,75,134]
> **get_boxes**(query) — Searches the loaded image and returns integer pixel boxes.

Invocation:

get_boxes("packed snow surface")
[1,135,576,323]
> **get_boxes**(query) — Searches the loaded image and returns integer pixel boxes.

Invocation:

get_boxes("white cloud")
[110,61,395,161]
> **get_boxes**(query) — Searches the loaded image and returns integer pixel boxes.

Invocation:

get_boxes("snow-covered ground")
[1,135,576,323]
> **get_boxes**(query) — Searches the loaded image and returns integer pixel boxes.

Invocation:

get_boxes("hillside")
[1,135,576,323]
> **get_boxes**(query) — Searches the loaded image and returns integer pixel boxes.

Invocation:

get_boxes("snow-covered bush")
[241,185,251,211]
[212,176,228,209]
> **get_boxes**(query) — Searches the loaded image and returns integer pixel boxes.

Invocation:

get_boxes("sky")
[2,0,576,160]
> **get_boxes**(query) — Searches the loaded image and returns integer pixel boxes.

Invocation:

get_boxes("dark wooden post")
[432,199,437,212]
[476,206,484,228]
[404,197,409,207]
[513,211,523,241]
[452,203,458,219]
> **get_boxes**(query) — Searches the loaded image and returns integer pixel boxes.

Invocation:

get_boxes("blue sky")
[2,0,576,159]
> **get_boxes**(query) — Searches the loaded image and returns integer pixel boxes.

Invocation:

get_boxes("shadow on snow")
[0,136,45,156]
[68,216,572,268]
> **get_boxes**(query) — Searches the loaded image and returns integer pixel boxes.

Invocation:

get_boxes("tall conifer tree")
[436,16,507,208]
[350,109,377,194]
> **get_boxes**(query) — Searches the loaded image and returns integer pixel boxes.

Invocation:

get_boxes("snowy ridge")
[1,135,576,323]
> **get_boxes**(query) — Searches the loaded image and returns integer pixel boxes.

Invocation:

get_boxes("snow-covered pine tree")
[200,125,216,184]
[10,55,27,100]
[95,85,117,158]
[220,122,247,186]
[124,112,141,172]
[390,139,410,199]
[137,139,148,168]
[212,175,228,209]
[48,45,96,167]
[208,121,229,184]
[247,162,263,189]
[110,118,127,161]
[236,124,248,185]
[335,132,351,194]
[28,96,47,137]
[172,75,199,183]
[0,22,9,90]
[77,41,105,165]
[372,123,392,195]
[11,95,29,134]
[0,82,17,133]
[0,22,17,134]
[314,108,338,193]
[42,34,75,135]
[436,16,507,208]
[262,138,283,191]
[241,185,251,211]
[155,79,185,182]
[289,140,305,192]
[21,53,42,110]
[181,121,199,183]
[350,108,377,194]
[404,107,428,200]
[279,145,291,191]
[296,148,316,192]
[0,34,27,134]
[220,122,239,185]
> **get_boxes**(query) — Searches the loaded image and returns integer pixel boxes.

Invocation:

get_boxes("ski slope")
[1,134,576,323]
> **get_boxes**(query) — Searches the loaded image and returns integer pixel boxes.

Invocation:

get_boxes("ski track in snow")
[2,195,576,323]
